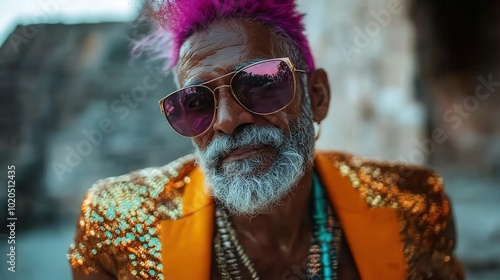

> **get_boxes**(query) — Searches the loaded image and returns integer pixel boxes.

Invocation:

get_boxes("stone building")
[300,0,500,172]
[0,21,192,228]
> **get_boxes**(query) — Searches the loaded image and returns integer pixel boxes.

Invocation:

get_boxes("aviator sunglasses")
[158,57,306,137]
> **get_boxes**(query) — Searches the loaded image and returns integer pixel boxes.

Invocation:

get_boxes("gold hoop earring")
[314,122,322,141]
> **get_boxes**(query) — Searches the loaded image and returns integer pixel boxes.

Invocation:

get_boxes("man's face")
[177,19,315,215]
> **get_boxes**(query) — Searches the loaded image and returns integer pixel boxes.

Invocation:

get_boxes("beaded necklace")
[214,172,342,279]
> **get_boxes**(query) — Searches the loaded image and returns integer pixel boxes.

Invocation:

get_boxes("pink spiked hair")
[134,0,315,72]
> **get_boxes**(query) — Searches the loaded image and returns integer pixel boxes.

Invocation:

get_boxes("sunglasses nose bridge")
[212,84,233,116]
[213,84,231,93]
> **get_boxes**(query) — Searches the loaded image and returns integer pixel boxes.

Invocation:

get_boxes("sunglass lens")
[232,60,295,114]
[163,86,215,137]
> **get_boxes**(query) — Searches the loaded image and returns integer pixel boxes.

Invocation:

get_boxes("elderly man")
[68,0,464,279]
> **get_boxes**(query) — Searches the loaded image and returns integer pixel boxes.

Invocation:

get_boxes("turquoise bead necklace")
[309,171,341,279]
[214,171,342,279]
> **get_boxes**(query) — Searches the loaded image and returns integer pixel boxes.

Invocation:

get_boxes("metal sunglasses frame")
[158,57,306,138]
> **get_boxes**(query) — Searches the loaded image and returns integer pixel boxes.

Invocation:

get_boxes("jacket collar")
[315,153,406,279]
[160,166,214,279]
[161,153,406,279]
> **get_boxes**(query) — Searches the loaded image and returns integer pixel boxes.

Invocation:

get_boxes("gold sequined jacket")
[68,151,464,280]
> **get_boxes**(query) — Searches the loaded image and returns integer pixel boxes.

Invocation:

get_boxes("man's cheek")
[192,133,212,151]
[191,139,205,153]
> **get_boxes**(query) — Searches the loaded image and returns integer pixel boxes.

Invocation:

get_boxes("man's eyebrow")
[184,79,204,88]
[183,58,267,87]
[232,58,266,71]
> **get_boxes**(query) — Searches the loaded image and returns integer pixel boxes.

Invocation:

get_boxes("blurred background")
[0,0,498,279]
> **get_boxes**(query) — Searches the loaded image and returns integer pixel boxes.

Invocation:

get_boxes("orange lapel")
[315,153,406,280]
[160,167,214,280]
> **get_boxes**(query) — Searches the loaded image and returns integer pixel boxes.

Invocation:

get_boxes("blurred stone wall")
[298,0,424,163]
[411,0,500,172]
[0,21,192,227]
[298,0,500,172]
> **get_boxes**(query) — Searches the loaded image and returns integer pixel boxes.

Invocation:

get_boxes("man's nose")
[212,87,255,135]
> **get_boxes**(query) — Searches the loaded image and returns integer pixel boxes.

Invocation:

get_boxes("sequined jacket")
[68,151,464,280]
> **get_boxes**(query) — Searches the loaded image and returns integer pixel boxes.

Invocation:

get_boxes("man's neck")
[229,169,314,254]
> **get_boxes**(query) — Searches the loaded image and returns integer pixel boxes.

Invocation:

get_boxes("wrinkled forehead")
[176,19,278,87]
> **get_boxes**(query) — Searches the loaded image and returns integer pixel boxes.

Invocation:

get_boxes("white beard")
[194,106,315,216]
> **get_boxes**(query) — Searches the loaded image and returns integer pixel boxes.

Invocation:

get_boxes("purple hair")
[136,0,315,72]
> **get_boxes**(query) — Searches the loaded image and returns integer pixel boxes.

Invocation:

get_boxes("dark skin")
[178,20,324,279]
[72,19,360,279]
[179,20,358,279]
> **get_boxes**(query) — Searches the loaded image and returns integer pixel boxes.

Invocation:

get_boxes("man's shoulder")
[69,154,198,276]
[318,150,448,207]
[318,151,463,278]
[80,154,197,220]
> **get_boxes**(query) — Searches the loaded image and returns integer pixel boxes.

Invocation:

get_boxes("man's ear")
[307,68,330,122]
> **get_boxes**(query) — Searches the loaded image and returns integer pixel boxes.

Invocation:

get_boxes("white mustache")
[200,126,285,166]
